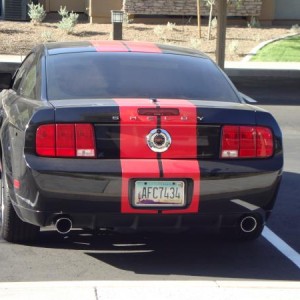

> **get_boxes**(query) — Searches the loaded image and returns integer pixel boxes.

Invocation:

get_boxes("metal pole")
[216,0,227,70]
[197,0,201,38]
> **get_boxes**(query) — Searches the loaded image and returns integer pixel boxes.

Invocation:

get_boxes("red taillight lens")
[75,124,96,157]
[239,126,256,158]
[36,124,55,156]
[56,124,75,157]
[221,126,239,158]
[221,125,273,159]
[36,123,96,158]
[256,127,273,157]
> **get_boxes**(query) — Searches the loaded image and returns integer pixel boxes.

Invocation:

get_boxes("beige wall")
[41,0,87,12]
[88,0,123,23]
[259,0,275,24]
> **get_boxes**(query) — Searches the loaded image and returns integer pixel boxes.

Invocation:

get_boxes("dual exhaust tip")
[240,215,258,233]
[54,215,260,235]
[55,217,72,234]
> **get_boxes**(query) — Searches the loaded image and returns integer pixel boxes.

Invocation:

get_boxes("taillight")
[256,126,274,157]
[56,124,75,157]
[36,124,55,156]
[75,124,96,157]
[36,123,96,158]
[221,125,273,159]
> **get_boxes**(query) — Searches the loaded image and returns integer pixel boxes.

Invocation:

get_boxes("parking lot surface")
[0,101,299,282]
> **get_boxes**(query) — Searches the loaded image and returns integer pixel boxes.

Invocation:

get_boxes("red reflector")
[239,126,256,158]
[137,108,179,116]
[75,124,96,157]
[36,124,55,156]
[256,127,273,157]
[14,179,20,189]
[56,124,75,157]
[221,125,274,159]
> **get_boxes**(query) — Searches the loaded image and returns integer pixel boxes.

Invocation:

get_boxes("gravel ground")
[0,14,291,61]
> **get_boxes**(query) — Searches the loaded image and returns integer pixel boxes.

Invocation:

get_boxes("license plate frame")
[132,180,186,207]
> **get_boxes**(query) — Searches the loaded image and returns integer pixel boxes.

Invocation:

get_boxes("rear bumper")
[11,154,282,228]
[12,205,267,233]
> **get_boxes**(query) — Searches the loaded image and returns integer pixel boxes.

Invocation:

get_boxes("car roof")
[43,40,209,59]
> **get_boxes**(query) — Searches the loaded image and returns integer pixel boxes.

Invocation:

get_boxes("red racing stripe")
[120,159,159,214]
[114,99,158,159]
[161,160,200,214]
[158,99,197,159]
[116,98,200,214]
[125,42,162,53]
[115,98,159,213]
[90,41,128,52]
[158,99,200,214]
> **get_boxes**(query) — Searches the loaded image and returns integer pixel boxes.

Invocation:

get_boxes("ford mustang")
[0,41,283,243]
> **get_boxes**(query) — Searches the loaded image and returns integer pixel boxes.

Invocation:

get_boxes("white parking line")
[263,226,300,269]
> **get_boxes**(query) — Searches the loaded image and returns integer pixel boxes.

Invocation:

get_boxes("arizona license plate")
[133,180,185,207]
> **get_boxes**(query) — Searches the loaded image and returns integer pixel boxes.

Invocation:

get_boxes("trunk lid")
[49,98,258,159]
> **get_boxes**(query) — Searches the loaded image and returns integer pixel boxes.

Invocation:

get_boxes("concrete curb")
[224,61,300,79]
[242,33,300,62]
[0,280,300,300]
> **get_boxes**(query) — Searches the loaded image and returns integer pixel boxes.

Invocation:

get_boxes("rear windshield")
[46,52,239,102]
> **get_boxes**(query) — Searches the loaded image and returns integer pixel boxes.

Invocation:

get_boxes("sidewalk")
[0,280,300,300]
[225,61,300,78]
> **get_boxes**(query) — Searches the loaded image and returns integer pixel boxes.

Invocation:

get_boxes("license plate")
[133,181,185,207]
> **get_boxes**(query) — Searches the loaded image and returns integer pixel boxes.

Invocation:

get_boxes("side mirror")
[239,92,257,104]
[0,73,13,90]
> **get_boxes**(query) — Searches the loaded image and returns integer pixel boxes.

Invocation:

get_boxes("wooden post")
[216,0,227,70]
[197,0,201,38]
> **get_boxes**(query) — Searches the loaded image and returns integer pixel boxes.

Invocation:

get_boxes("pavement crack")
[94,287,99,300]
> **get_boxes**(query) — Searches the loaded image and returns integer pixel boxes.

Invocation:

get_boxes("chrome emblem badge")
[147,129,171,153]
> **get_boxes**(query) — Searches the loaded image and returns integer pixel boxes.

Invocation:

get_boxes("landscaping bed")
[0,14,291,61]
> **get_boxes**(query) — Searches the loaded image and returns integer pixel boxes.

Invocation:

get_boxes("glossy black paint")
[0,42,283,232]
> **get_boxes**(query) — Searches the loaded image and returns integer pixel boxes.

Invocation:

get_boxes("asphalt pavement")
[0,59,299,299]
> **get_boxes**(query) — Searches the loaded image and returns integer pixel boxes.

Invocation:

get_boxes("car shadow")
[1,172,298,280]
[32,229,300,280]
[72,31,106,37]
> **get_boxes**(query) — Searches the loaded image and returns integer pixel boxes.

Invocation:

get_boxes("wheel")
[0,162,39,244]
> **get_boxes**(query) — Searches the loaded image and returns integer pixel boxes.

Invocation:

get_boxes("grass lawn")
[251,34,300,62]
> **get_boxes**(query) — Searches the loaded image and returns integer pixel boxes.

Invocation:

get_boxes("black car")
[0,41,283,243]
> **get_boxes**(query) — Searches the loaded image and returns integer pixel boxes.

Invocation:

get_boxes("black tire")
[1,165,40,244]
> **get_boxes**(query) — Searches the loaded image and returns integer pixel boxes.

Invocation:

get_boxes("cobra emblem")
[146,129,172,153]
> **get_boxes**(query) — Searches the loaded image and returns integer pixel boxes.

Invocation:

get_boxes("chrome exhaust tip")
[240,216,257,233]
[55,217,72,234]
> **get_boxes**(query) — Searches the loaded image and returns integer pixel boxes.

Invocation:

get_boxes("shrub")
[57,6,79,34]
[28,3,46,25]
[228,40,239,55]
[290,24,300,34]
[58,6,69,18]
[123,13,134,26]
[41,30,53,42]
[153,25,167,42]
[166,22,176,31]
[247,16,261,28]
[190,38,201,50]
